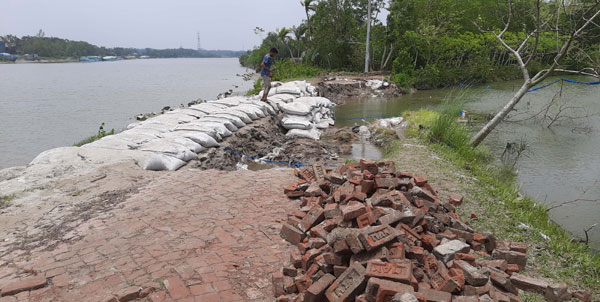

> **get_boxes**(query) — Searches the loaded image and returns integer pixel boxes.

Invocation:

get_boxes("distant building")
[0,42,5,53]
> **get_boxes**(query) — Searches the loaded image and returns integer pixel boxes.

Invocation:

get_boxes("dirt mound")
[193,115,345,170]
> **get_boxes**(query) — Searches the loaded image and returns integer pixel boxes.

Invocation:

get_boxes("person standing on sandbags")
[260,48,278,102]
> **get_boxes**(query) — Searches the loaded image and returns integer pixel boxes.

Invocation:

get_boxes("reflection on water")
[334,77,600,249]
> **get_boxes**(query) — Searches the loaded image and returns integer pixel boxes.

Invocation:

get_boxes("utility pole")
[364,0,371,73]
[197,32,202,51]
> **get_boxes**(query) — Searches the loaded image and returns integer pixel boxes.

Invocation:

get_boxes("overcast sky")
[2,0,389,51]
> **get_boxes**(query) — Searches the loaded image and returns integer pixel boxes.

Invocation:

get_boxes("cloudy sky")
[1,0,314,50]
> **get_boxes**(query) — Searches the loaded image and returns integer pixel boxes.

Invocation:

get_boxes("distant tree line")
[240,0,600,89]
[0,33,245,59]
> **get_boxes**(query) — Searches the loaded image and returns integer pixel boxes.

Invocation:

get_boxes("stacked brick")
[275,160,590,302]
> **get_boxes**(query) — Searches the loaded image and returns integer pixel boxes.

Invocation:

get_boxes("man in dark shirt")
[260,48,278,101]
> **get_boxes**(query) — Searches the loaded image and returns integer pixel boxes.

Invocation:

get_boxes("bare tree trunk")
[380,46,387,71]
[470,83,531,146]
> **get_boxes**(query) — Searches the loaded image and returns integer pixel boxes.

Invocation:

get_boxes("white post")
[365,0,371,73]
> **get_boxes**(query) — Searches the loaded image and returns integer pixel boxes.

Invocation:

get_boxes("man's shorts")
[262,75,272,91]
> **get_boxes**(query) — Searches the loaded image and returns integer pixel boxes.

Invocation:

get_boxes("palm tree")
[300,0,318,39]
[278,27,295,59]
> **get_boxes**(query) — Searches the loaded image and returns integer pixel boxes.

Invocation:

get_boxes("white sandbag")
[165,108,205,119]
[138,141,198,162]
[243,100,276,116]
[127,122,141,129]
[135,122,173,133]
[205,114,246,128]
[122,127,163,138]
[269,94,297,103]
[225,108,259,121]
[313,112,322,124]
[190,103,228,114]
[325,118,335,126]
[147,113,197,124]
[142,154,187,171]
[290,80,308,92]
[281,115,313,130]
[312,97,334,108]
[107,132,156,144]
[208,96,247,107]
[191,121,233,137]
[214,112,252,124]
[160,135,207,153]
[281,102,312,116]
[307,84,318,96]
[170,131,219,148]
[199,117,238,132]
[275,85,302,95]
[84,137,135,150]
[286,127,321,140]
[235,104,266,118]
[172,124,221,141]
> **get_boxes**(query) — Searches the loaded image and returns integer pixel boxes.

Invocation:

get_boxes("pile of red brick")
[274,160,590,302]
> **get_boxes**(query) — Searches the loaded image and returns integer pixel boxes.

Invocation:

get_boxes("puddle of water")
[350,137,383,161]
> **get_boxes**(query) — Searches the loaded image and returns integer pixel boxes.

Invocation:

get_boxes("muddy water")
[334,77,600,250]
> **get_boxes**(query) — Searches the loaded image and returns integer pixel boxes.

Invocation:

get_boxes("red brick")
[492,249,527,270]
[342,202,367,221]
[324,203,341,218]
[272,272,286,297]
[115,286,142,302]
[448,194,463,206]
[356,213,374,228]
[416,288,451,302]
[413,176,427,186]
[509,273,549,294]
[360,159,379,175]
[365,277,415,302]
[333,266,347,278]
[406,246,425,262]
[1,276,48,296]
[299,206,325,232]
[360,180,375,195]
[358,225,398,251]
[164,276,189,299]
[388,243,405,260]
[325,262,367,302]
[509,242,527,254]
[333,240,351,254]
[280,223,306,245]
[304,274,335,302]
[284,184,304,198]
[365,260,412,284]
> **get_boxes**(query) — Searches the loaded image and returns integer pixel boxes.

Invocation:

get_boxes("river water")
[0,58,253,169]
[334,77,600,249]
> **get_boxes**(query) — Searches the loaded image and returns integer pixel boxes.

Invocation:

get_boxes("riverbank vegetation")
[73,123,115,147]
[387,108,600,293]
[241,0,600,90]
[0,32,244,59]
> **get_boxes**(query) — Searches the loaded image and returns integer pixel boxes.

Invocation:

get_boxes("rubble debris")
[275,160,588,302]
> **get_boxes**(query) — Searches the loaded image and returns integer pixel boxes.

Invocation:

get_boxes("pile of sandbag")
[256,81,336,140]
[81,96,277,171]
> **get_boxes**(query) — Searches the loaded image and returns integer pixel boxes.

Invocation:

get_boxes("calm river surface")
[335,77,600,249]
[0,58,253,168]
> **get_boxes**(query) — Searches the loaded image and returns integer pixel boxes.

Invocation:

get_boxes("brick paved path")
[0,169,298,302]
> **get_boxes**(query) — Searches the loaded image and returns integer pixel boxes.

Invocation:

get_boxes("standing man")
[260,48,278,101]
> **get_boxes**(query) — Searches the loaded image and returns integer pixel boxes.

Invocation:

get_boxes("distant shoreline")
[0,57,242,64]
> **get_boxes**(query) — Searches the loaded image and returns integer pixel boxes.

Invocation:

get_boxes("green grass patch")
[74,122,115,147]
[399,109,600,289]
